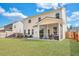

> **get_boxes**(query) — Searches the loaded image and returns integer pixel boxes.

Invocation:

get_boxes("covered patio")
[37,17,64,40]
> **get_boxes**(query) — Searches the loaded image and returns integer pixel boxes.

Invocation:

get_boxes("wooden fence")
[66,31,79,41]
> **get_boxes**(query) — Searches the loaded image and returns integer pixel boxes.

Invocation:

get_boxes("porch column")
[62,25,65,39]
[37,25,40,39]
[46,24,48,39]
[58,23,61,40]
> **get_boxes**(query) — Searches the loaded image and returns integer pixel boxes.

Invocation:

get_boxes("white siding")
[0,32,6,38]
[23,8,67,39]
[12,21,24,33]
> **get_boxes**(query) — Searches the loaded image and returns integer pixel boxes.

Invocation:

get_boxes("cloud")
[36,3,67,9]
[36,3,54,9]
[0,7,5,14]
[36,3,59,11]
[2,7,27,19]
[3,12,27,18]
[36,8,44,12]
[36,3,59,13]
[51,3,59,9]
[67,11,79,27]
[9,7,20,12]
[75,22,79,27]
[59,3,68,7]
[36,3,67,13]
[67,11,79,22]
[71,11,79,19]
[0,7,27,21]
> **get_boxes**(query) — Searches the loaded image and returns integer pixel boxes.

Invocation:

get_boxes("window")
[56,13,60,19]
[14,25,16,28]
[28,29,30,35]
[10,27,12,29]
[24,30,26,34]
[38,17,41,22]
[32,29,34,35]
[28,19,31,23]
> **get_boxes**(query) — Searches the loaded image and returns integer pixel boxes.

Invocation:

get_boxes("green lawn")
[0,38,79,56]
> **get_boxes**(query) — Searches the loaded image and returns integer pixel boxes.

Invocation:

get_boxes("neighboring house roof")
[0,27,5,32]
[4,23,13,27]
[4,23,13,31]
[0,27,4,30]
[3,19,23,28]
[0,30,5,32]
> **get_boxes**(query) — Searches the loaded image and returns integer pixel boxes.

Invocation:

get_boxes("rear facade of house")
[22,8,67,40]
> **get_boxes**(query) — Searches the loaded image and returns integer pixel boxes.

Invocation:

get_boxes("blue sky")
[0,3,79,27]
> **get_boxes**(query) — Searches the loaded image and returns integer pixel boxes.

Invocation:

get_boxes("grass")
[0,38,78,56]
[70,39,79,56]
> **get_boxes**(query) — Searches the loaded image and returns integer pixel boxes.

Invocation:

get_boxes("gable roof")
[30,8,63,18]
[23,8,64,21]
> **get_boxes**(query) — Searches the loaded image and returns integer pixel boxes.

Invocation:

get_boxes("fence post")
[78,31,79,41]
[77,31,79,42]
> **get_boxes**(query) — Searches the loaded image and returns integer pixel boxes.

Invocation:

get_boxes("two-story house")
[22,8,67,40]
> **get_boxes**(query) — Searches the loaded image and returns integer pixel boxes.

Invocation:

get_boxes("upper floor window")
[56,13,60,19]
[38,17,41,22]
[28,19,31,23]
